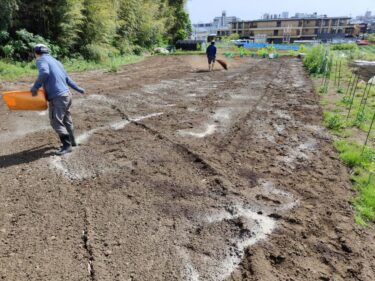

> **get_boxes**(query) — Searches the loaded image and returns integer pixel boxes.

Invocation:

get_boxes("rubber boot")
[56,134,72,156]
[68,129,77,147]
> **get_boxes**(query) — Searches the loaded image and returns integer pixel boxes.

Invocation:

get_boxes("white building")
[213,11,239,28]
[191,23,216,41]
[191,11,240,41]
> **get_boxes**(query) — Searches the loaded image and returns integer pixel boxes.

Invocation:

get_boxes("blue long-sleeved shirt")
[206,45,217,58]
[31,54,84,100]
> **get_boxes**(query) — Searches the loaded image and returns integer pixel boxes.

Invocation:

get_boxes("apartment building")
[230,17,352,43]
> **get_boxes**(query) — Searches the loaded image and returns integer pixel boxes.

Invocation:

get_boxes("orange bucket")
[2,89,47,111]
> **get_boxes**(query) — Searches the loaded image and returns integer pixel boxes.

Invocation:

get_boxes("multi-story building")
[192,11,240,41]
[191,23,216,41]
[231,17,352,43]
[213,11,239,28]
[214,11,240,37]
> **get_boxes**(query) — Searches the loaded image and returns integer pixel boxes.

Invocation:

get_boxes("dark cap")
[34,44,49,54]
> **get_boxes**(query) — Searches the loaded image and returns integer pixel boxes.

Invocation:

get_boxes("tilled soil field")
[0,56,374,281]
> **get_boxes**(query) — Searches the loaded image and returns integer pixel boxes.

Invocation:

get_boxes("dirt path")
[0,56,374,281]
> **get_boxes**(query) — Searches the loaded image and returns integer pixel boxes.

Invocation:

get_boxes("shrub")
[331,43,358,51]
[82,44,111,62]
[114,39,145,56]
[0,31,9,43]
[1,44,14,58]
[304,45,328,74]
[115,39,133,56]
[132,45,144,56]
[325,113,345,130]
[341,96,352,105]
[0,29,61,61]
[355,111,367,126]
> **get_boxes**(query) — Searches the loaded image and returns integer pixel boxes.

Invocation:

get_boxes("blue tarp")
[240,42,300,51]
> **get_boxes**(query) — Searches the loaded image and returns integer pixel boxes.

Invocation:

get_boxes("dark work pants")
[48,93,73,136]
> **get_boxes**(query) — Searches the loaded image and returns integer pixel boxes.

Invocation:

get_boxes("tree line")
[0,0,192,61]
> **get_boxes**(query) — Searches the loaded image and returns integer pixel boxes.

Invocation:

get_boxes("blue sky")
[186,0,375,23]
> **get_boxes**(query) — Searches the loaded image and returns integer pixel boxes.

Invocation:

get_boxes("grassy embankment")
[305,43,375,225]
[0,55,144,81]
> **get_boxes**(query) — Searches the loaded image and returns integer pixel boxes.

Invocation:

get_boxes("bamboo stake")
[345,74,354,96]
[356,82,370,122]
[349,75,359,97]
[334,61,338,86]
[363,112,375,152]
[360,82,374,115]
[337,60,342,88]
[363,82,373,107]
[347,77,360,119]
[359,82,369,105]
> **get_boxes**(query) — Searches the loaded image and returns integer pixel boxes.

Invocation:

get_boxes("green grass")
[0,55,144,80]
[335,140,365,167]
[334,140,375,224]
[315,49,375,225]
[64,55,143,73]
[0,60,36,80]
[346,45,375,61]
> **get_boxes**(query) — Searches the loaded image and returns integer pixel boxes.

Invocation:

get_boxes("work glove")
[31,87,38,97]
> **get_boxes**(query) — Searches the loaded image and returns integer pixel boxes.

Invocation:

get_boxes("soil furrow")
[0,56,374,281]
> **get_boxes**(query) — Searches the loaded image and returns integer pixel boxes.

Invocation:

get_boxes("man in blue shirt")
[31,44,85,155]
[206,41,217,71]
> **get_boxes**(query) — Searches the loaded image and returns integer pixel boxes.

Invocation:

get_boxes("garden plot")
[0,56,374,281]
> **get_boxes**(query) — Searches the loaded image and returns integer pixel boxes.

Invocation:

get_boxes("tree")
[0,0,18,31]
[167,0,192,42]
[0,0,194,60]
[59,0,85,52]
[80,0,117,45]
[13,0,58,38]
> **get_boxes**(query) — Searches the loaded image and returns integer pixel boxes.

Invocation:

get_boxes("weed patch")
[334,141,375,223]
